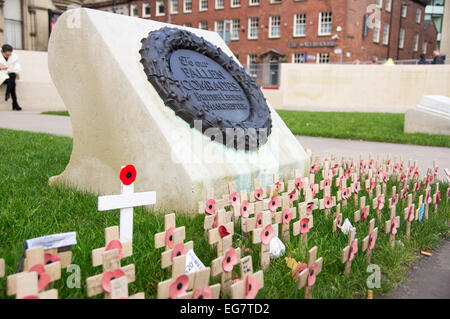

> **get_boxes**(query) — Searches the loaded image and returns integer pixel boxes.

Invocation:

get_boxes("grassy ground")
[277,110,450,148]
[0,128,448,299]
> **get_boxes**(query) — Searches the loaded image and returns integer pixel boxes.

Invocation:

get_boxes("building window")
[199,0,208,11]
[293,53,306,63]
[231,19,240,40]
[318,53,330,64]
[248,17,259,39]
[293,14,306,37]
[170,0,179,14]
[216,0,224,9]
[156,1,165,16]
[249,0,260,6]
[416,9,422,23]
[184,23,192,27]
[398,28,405,49]
[215,20,224,36]
[318,11,332,36]
[373,20,380,43]
[385,0,391,12]
[270,0,282,3]
[231,0,240,8]
[184,0,192,12]
[376,0,382,9]
[413,33,419,52]
[422,41,427,55]
[401,5,407,18]
[269,16,281,38]
[382,23,390,45]
[199,21,207,29]
[142,3,151,17]
[247,54,258,77]
[130,4,138,16]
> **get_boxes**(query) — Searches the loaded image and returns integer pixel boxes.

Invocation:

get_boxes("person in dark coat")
[431,50,446,64]
[417,53,429,64]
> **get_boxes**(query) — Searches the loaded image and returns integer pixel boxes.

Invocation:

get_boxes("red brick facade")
[125,0,437,64]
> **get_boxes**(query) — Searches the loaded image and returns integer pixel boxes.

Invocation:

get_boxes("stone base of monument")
[404,95,450,136]
[47,8,308,213]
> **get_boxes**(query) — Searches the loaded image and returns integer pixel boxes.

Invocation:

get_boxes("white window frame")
[318,11,332,36]
[317,52,330,64]
[382,23,390,45]
[215,20,224,34]
[184,0,192,13]
[231,19,240,40]
[293,13,306,37]
[398,28,405,49]
[170,0,179,14]
[413,33,419,52]
[376,0,382,9]
[270,0,282,3]
[155,1,165,16]
[269,15,281,38]
[130,4,138,17]
[401,5,407,18]
[142,3,151,17]
[215,0,224,9]
[416,8,422,24]
[248,17,259,39]
[247,54,258,77]
[293,52,306,63]
[373,19,381,43]
[231,0,241,8]
[184,23,192,27]
[199,21,207,30]
[385,0,392,12]
[199,0,208,11]
[249,0,260,6]
[422,41,427,55]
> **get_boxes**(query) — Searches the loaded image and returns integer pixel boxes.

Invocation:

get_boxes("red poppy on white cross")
[342,227,358,275]
[7,271,58,299]
[98,165,156,243]
[211,234,241,296]
[297,246,323,299]
[403,194,415,238]
[252,210,278,271]
[385,206,400,248]
[7,246,61,298]
[319,186,336,218]
[362,219,378,263]
[208,219,234,257]
[230,255,264,299]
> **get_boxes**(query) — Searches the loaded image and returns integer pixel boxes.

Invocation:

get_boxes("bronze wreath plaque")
[139,27,272,150]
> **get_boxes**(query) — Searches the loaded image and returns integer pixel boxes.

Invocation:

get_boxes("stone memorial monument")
[47,8,308,213]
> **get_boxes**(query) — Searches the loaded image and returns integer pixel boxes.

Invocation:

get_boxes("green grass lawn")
[277,110,450,148]
[0,128,448,299]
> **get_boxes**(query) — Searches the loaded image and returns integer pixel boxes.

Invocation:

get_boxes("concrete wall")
[0,49,65,111]
[263,64,450,113]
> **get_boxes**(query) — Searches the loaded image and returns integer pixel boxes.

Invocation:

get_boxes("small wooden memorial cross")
[352,180,360,207]
[211,234,241,295]
[98,165,156,243]
[276,197,296,242]
[198,187,229,215]
[177,267,221,299]
[342,227,358,275]
[0,258,4,278]
[92,226,133,268]
[319,186,336,218]
[403,194,415,239]
[372,185,384,222]
[252,210,278,271]
[86,248,136,298]
[251,178,267,202]
[108,276,145,299]
[354,196,370,224]
[385,206,400,248]
[293,210,314,248]
[424,185,432,220]
[268,173,284,197]
[230,255,264,299]
[362,219,378,263]
[7,246,61,297]
[332,204,342,233]
[9,272,58,299]
[432,183,440,212]
[297,246,323,299]
[157,254,194,299]
[208,219,234,257]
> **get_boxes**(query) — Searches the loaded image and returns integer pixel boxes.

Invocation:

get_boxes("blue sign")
[418,203,424,222]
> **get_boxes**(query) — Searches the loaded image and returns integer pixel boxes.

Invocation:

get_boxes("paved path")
[382,239,450,299]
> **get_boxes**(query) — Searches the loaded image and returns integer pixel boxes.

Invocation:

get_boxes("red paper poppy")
[336,214,342,229]
[229,192,240,206]
[393,163,399,172]
[348,240,358,261]
[295,177,303,190]
[193,286,212,299]
[268,196,280,212]
[119,165,136,186]
[361,207,369,221]
[402,187,409,199]
[363,163,368,173]
[288,189,297,204]
[254,189,263,201]
[28,264,50,292]
[101,269,125,293]
[172,242,187,259]
[165,227,175,249]
[342,188,350,200]
[436,192,441,204]
[369,159,374,168]
[307,262,319,286]
[300,218,310,234]
[205,199,215,215]
[434,166,439,175]
[353,183,359,194]
[426,190,432,204]
[377,195,384,210]
[44,252,61,265]
[324,196,333,209]
[413,169,419,178]
[105,239,123,260]
[391,194,398,206]
[261,224,274,245]
[369,178,376,191]
[426,175,433,186]
[368,232,376,250]
[21,295,40,299]
[246,275,260,299]
[240,200,250,218]
[275,182,282,192]
[306,201,314,215]
[310,184,317,197]
[400,172,406,183]
[256,212,263,228]
[169,274,189,299]
[407,206,414,222]
[414,181,421,192]
[409,166,414,176]
[292,263,307,279]
[282,209,292,224]
[390,217,399,234]
[219,225,230,238]
[323,178,331,188]
[222,247,238,272]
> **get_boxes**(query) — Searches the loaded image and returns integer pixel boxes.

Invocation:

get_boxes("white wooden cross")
[252,210,278,271]
[7,247,61,297]
[362,219,378,263]
[98,165,156,243]
[403,194,415,238]
[230,255,264,299]
[9,272,58,299]
[297,246,323,299]
[342,227,358,275]
[385,206,400,248]
[211,234,241,295]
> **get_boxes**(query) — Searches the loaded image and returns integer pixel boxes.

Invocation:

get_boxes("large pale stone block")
[47,8,308,213]
[404,95,450,136]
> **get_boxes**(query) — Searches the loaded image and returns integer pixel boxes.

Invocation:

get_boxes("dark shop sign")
[288,41,336,48]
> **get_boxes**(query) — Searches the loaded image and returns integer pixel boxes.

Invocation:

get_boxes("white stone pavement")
[1,110,449,181]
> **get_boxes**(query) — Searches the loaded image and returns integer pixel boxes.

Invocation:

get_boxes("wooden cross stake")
[385,206,400,248]
[9,272,58,299]
[362,219,378,263]
[211,234,241,295]
[208,220,234,257]
[0,258,4,278]
[403,194,415,238]
[252,210,278,271]
[230,255,264,299]
[297,246,323,299]
[342,227,358,275]
[92,226,133,267]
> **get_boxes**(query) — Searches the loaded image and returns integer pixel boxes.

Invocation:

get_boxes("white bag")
[269,236,286,259]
